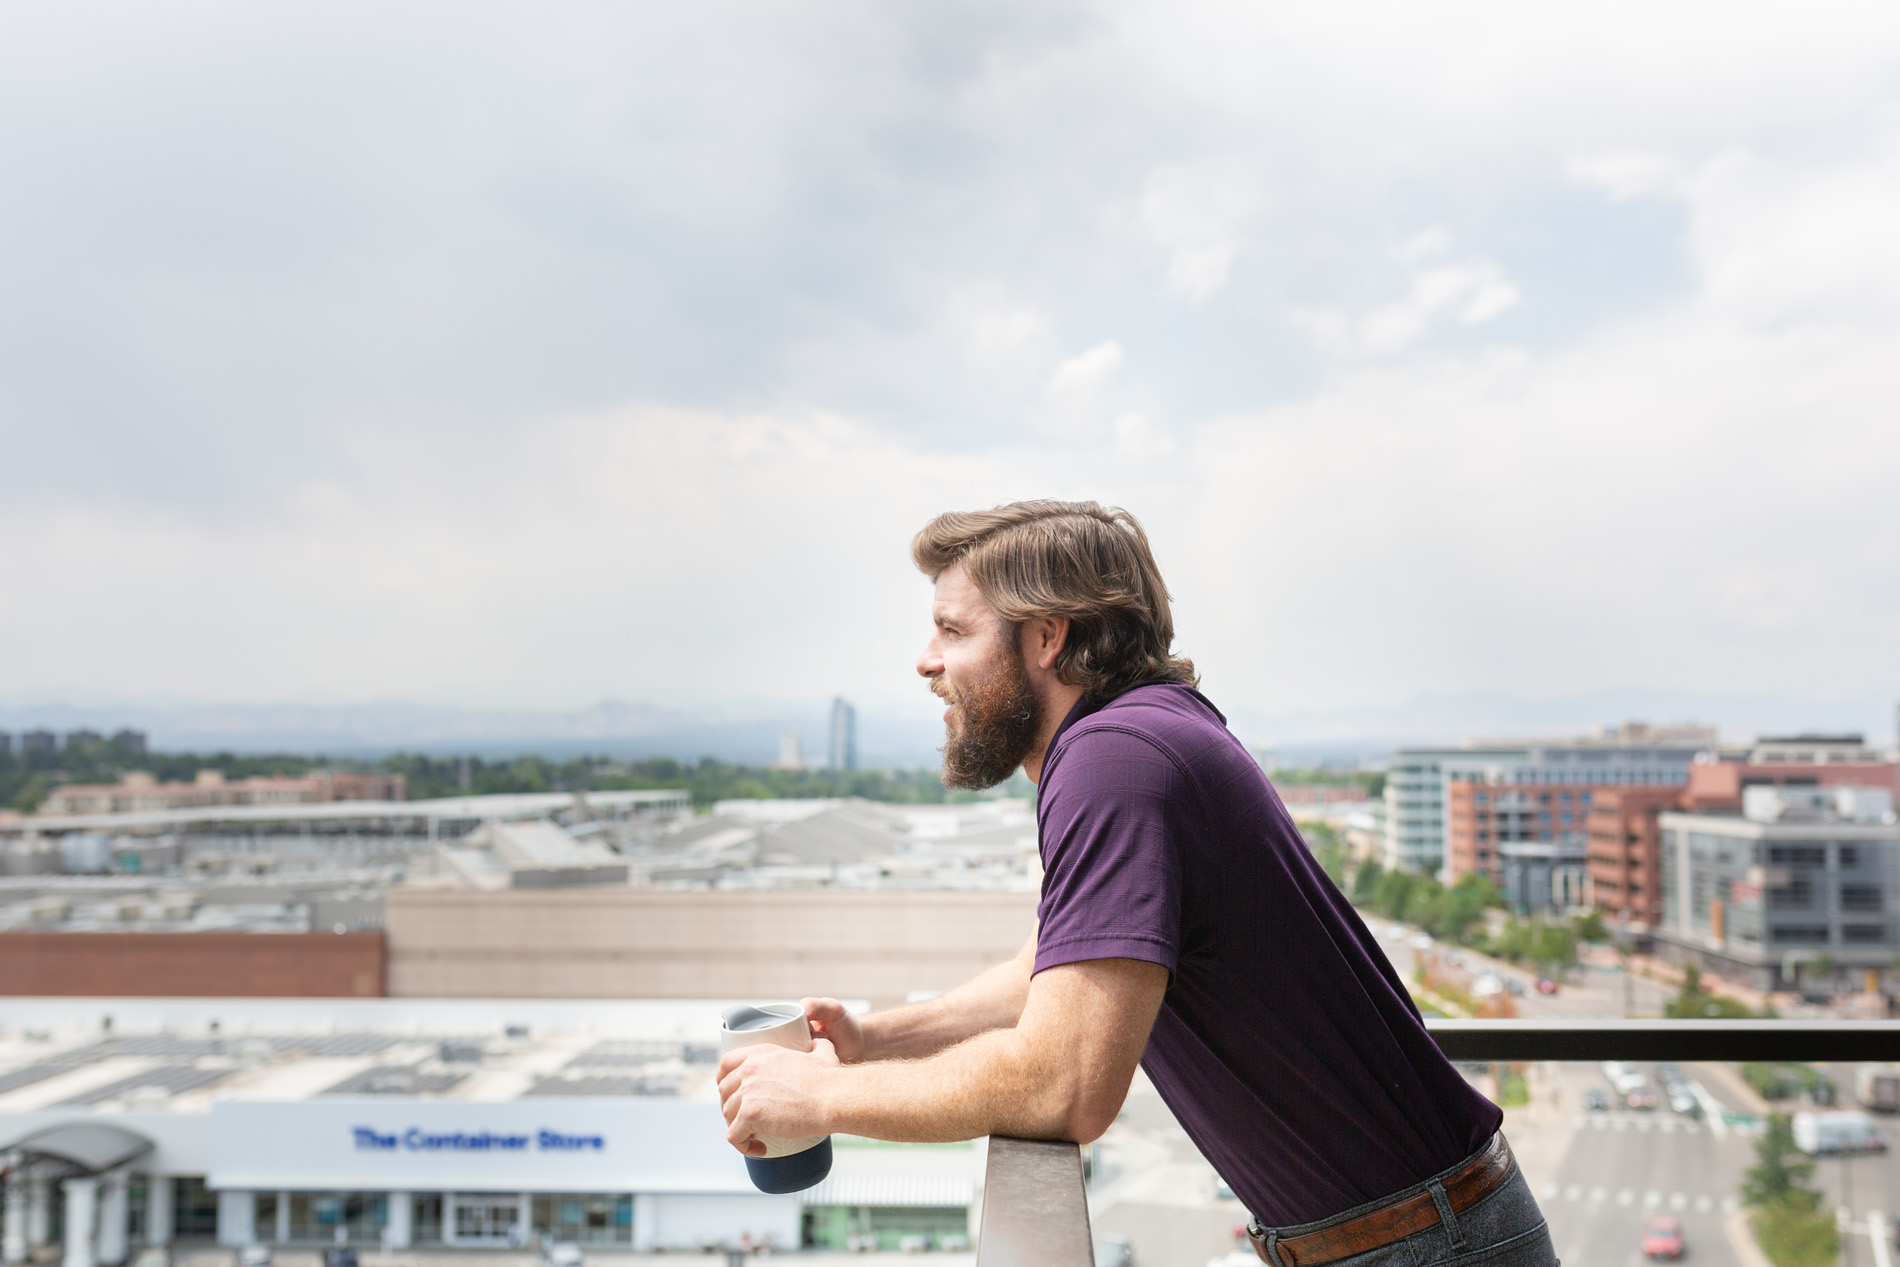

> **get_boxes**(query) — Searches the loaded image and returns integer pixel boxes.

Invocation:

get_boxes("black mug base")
[745,1136,833,1194]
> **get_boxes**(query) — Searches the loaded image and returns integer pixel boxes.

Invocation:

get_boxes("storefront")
[0,999,983,1260]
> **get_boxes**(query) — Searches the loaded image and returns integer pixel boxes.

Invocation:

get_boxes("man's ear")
[1027,615,1070,672]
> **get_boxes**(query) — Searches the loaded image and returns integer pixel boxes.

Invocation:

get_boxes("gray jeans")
[1253,1136,1556,1267]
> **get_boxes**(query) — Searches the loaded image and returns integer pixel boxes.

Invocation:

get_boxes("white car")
[1411,933,1434,950]
[1472,973,1503,997]
[539,1243,584,1267]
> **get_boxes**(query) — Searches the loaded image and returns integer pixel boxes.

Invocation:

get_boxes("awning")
[799,1175,975,1208]
[1,1123,154,1174]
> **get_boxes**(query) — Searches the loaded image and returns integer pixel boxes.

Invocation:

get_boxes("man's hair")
[912,500,1197,702]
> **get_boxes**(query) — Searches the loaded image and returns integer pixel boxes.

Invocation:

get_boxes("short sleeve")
[1033,724,1184,976]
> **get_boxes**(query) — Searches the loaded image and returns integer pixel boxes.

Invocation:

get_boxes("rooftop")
[0,999,742,1115]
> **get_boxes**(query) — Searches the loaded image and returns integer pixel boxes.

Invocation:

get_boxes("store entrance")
[451,1195,524,1246]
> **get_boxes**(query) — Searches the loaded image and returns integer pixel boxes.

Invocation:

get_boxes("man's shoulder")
[1050,683,1234,770]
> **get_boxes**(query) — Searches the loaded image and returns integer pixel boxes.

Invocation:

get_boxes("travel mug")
[719,1002,834,1194]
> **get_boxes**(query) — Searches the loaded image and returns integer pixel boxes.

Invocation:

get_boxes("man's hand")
[717,1039,841,1156]
[803,997,868,1063]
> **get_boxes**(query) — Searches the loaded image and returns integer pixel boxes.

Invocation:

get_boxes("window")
[1841,885,1883,912]
[1768,845,1826,866]
[1769,926,1831,945]
[1843,924,1889,944]
[1768,877,1814,909]
[532,1195,633,1245]
[1838,846,1859,868]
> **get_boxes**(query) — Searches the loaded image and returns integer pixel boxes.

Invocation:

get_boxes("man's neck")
[1022,683,1087,785]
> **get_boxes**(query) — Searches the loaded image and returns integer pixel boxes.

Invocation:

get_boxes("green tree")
[1375,869,1419,922]
[1743,1116,1837,1267]
[1743,1116,1816,1205]
[1666,962,1759,1019]
[1351,859,1384,905]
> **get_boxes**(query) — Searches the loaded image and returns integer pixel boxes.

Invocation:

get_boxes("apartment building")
[1656,784,1899,993]
[1588,735,1899,939]
[1392,722,1712,881]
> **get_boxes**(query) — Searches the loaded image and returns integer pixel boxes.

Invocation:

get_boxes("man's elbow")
[1056,1090,1123,1144]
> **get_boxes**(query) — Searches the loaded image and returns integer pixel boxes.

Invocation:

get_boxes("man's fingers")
[802,996,844,1020]
[717,1061,748,1107]
[808,1037,839,1064]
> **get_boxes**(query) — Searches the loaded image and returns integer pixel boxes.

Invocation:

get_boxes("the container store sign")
[209,1098,753,1193]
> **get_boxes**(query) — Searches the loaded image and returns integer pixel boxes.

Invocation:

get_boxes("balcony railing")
[973,1018,1900,1267]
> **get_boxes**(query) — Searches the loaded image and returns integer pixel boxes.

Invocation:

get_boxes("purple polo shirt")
[1034,683,1500,1227]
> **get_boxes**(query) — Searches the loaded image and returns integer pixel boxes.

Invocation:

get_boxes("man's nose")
[916,640,942,679]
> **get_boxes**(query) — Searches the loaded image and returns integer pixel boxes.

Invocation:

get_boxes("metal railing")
[972,1018,1900,1267]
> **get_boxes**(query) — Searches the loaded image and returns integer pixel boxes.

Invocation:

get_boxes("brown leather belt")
[1249,1132,1515,1267]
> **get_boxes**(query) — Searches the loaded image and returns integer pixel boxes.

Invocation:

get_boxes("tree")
[1744,1116,1837,1267]
[1375,868,1419,922]
[1351,859,1384,906]
[1743,1116,1815,1206]
[1665,961,1758,1019]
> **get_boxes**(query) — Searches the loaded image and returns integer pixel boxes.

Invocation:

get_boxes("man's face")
[917,563,1040,790]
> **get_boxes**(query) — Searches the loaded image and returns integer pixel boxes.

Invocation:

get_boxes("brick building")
[1586,735,1898,940]
[37,769,406,817]
[0,931,385,996]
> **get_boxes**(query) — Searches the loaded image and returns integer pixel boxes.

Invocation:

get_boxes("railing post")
[976,1137,1094,1267]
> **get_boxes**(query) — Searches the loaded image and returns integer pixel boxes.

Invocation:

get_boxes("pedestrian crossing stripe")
[1539,1184,1740,1213]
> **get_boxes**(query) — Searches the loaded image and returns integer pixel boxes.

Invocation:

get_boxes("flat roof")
[0,998,782,1115]
[11,789,689,834]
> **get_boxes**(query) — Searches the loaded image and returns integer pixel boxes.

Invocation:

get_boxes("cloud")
[2,1,1899,735]
[1046,340,1126,423]
[1299,230,1521,356]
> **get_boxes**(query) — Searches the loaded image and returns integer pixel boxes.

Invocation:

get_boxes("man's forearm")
[859,933,1034,1061]
[822,1027,1075,1143]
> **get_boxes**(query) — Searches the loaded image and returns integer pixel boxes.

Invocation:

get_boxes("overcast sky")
[3,1,1898,743]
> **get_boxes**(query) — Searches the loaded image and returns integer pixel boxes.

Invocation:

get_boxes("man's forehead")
[931,564,994,621]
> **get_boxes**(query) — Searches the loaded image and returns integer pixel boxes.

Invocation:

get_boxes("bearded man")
[717,500,1553,1267]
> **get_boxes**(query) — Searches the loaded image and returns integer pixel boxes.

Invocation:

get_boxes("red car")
[1535,977,1559,995]
[1643,1217,1685,1260]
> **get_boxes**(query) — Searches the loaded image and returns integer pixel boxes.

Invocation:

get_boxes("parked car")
[1535,977,1559,995]
[236,1248,271,1267]
[1472,973,1504,998]
[1582,1089,1611,1111]
[539,1242,584,1267]
[1623,1087,1658,1111]
[321,1251,357,1267]
[1095,1234,1134,1267]
[1668,1087,1701,1117]
[1642,1216,1685,1260]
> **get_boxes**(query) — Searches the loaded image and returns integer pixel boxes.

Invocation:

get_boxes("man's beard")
[936,648,1041,791]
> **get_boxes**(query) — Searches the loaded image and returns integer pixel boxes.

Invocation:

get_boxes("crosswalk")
[1538,1182,1740,1215]
[1569,1111,1700,1134]
[1568,1111,1765,1136]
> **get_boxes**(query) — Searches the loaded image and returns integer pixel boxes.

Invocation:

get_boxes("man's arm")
[810,931,1038,1063]
[721,956,1167,1150]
